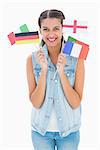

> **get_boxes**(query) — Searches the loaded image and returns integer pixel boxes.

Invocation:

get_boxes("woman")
[26,9,84,150]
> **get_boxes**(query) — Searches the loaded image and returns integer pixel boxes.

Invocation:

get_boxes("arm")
[57,53,85,109]
[26,53,47,109]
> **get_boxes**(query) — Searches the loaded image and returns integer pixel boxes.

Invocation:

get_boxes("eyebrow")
[42,26,61,28]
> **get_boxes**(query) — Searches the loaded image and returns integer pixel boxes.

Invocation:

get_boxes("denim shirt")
[31,42,81,138]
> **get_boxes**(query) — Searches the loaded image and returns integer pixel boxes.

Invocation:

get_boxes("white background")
[0,0,100,150]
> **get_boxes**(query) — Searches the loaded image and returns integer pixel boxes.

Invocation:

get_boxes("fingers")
[57,53,66,64]
[36,49,46,62]
[36,49,45,58]
[57,62,61,68]
[36,49,48,74]
[58,53,66,59]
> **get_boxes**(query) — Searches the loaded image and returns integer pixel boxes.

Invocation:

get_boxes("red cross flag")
[63,19,88,34]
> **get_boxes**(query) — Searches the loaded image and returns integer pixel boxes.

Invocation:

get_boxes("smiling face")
[40,18,63,47]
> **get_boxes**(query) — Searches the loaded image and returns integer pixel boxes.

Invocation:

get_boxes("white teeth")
[48,38,56,42]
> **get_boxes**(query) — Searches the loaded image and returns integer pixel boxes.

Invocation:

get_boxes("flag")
[7,32,15,45]
[20,24,29,32]
[63,36,89,60]
[15,31,40,44]
[63,19,88,34]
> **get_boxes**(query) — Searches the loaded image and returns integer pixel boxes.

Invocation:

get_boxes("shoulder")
[26,51,37,64]
[26,54,33,69]
[26,54,32,63]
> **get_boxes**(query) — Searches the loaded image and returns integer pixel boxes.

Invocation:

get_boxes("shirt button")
[58,117,62,121]
[62,132,66,137]
[55,79,57,83]
[49,97,53,100]
[67,73,70,77]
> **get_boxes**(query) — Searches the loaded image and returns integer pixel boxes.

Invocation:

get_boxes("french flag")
[63,36,89,60]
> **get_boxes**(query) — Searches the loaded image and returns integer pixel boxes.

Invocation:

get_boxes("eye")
[43,28,49,31]
[54,27,60,31]
[43,28,47,31]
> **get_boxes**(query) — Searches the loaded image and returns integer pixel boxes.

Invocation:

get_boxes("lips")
[47,38,57,42]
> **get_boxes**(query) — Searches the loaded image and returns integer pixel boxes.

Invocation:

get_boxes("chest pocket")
[33,64,41,84]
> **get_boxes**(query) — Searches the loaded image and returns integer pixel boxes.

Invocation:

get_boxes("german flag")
[15,31,40,44]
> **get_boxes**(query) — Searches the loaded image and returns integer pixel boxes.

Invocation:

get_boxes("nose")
[48,32,55,38]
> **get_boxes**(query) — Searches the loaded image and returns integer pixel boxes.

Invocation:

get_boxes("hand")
[36,49,48,75]
[57,52,66,76]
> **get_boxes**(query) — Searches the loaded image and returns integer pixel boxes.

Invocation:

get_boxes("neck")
[48,42,62,57]
[47,42,62,65]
